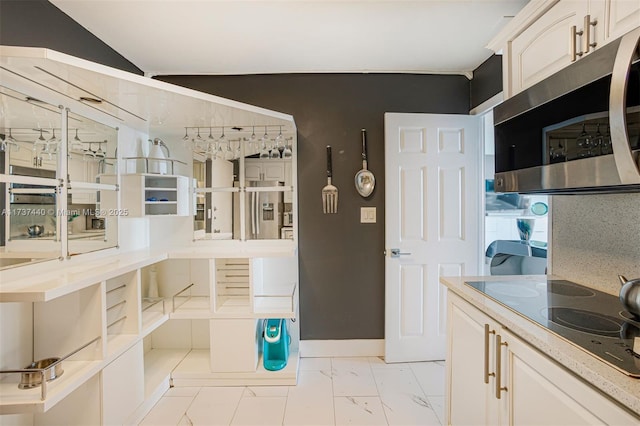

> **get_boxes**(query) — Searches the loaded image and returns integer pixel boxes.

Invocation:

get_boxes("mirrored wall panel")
[67,112,118,257]
[1,87,62,269]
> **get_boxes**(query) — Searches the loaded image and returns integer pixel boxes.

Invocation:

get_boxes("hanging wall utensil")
[355,129,375,197]
[322,145,338,214]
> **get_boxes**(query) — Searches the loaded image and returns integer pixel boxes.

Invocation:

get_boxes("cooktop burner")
[465,279,640,377]
[547,281,595,297]
[545,308,625,337]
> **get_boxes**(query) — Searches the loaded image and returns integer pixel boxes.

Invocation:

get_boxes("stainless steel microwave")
[493,27,640,194]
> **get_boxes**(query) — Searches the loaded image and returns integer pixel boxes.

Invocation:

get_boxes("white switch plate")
[360,207,376,223]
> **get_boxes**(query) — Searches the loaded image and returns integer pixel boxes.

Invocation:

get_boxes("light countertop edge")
[440,274,640,418]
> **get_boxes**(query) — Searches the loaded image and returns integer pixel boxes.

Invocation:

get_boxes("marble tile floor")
[139,357,445,426]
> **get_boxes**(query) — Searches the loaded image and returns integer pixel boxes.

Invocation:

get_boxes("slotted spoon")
[322,145,338,214]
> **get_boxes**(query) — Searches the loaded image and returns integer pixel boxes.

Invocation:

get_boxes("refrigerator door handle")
[256,191,260,236]
[250,191,255,238]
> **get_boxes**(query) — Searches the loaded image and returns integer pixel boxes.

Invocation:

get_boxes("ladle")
[355,129,375,198]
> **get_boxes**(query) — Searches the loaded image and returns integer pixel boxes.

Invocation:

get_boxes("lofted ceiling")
[49,0,529,78]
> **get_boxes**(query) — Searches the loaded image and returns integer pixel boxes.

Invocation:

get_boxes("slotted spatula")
[322,145,338,214]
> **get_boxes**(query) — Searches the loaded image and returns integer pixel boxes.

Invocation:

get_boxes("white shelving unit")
[0,44,299,424]
[120,174,189,217]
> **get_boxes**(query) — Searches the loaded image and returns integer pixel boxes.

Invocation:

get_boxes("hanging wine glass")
[576,123,591,148]
[5,129,19,151]
[95,141,106,159]
[260,126,270,158]
[34,129,47,155]
[274,125,284,158]
[70,128,84,151]
[249,126,257,153]
[46,128,59,157]
[182,127,191,149]
[224,139,234,160]
[592,123,604,155]
[283,137,293,158]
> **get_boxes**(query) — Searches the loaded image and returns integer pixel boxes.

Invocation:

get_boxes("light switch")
[360,207,376,223]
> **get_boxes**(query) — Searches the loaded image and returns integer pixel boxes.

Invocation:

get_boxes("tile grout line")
[368,356,391,426]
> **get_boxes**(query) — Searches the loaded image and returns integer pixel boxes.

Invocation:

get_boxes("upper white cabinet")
[510,1,591,96]
[245,159,287,182]
[493,0,640,97]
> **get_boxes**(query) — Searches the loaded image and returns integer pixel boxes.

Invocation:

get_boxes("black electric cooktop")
[465,279,640,378]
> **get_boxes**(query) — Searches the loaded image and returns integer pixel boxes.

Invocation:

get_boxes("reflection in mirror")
[1,88,62,270]
[192,128,294,242]
[67,113,118,257]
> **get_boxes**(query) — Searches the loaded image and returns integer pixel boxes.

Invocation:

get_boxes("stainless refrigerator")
[234,181,283,239]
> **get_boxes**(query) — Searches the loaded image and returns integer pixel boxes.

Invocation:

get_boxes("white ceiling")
[50,0,528,77]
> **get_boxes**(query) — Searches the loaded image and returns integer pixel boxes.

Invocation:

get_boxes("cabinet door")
[447,296,500,425]
[604,0,640,41]
[102,341,144,425]
[510,1,589,95]
[263,161,285,181]
[245,162,263,181]
[501,328,638,425]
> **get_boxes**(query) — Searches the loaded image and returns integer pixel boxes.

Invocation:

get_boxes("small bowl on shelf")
[18,357,64,389]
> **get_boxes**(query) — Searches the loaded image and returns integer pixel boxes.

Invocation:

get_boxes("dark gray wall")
[157,74,470,339]
[470,54,503,110]
[0,0,142,75]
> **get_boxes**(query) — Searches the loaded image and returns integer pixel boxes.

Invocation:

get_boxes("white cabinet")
[8,142,57,170]
[120,174,189,216]
[245,159,286,181]
[447,293,638,425]
[102,342,144,426]
[68,156,100,204]
[244,158,293,203]
[503,0,640,97]
[509,1,591,96]
[601,0,640,42]
[448,297,501,425]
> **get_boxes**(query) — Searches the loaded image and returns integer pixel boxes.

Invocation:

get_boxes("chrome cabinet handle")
[484,324,496,384]
[584,15,597,54]
[495,334,508,399]
[571,25,584,62]
[610,27,640,184]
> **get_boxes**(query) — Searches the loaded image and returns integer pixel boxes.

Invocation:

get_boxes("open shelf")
[169,296,211,319]
[254,282,297,318]
[0,360,102,415]
[143,348,190,400]
[170,349,299,387]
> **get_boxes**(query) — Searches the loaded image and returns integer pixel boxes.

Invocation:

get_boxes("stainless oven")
[8,166,57,204]
[493,27,640,194]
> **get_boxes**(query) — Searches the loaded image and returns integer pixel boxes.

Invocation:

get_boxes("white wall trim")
[299,339,384,358]
[469,92,504,116]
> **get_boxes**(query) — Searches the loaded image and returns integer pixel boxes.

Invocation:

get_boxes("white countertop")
[440,275,640,418]
[0,241,296,302]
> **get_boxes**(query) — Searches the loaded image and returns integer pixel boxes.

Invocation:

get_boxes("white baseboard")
[299,339,384,358]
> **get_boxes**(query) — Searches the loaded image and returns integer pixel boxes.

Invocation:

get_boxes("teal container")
[263,319,290,371]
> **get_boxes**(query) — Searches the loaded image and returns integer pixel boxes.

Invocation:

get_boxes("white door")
[384,113,481,362]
